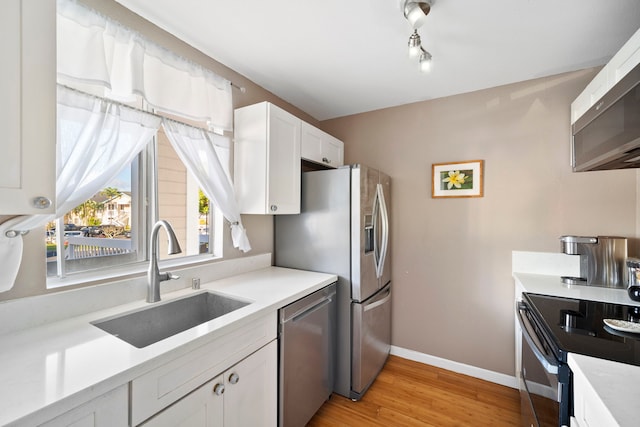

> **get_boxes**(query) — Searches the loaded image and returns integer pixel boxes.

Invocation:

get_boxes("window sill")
[46,254,223,290]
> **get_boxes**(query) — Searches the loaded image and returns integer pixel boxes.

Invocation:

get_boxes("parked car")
[81,226,104,237]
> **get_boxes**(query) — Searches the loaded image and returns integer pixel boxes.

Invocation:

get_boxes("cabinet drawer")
[131,312,276,425]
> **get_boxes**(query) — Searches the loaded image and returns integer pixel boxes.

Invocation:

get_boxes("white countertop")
[0,266,337,426]
[568,353,640,427]
[514,272,640,426]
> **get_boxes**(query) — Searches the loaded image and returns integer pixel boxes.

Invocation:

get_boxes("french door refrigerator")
[275,164,391,400]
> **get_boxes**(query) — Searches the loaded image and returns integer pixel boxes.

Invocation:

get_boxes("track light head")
[403,0,432,29]
[419,48,432,72]
[408,30,422,58]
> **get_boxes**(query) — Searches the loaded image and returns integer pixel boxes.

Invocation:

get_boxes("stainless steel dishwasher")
[279,282,336,427]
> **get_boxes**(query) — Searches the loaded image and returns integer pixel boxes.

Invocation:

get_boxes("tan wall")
[320,69,639,376]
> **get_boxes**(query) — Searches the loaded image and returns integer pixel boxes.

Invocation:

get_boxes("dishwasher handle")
[289,297,333,323]
[281,288,336,324]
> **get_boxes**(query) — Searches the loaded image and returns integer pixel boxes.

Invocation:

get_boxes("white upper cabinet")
[234,102,301,214]
[300,122,344,168]
[234,102,346,215]
[571,28,640,125]
[0,0,56,214]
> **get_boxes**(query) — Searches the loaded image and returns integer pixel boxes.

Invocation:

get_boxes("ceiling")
[114,0,640,121]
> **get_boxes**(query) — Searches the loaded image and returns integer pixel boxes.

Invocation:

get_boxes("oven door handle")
[517,302,559,375]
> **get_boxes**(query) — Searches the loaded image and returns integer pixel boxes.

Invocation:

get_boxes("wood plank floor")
[308,355,521,426]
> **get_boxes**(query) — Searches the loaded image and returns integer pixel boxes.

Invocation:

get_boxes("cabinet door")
[141,376,224,427]
[0,0,55,214]
[300,122,344,168]
[40,385,128,427]
[224,340,277,427]
[300,122,324,163]
[323,134,344,167]
[266,105,300,214]
[234,102,300,214]
[607,27,640,87]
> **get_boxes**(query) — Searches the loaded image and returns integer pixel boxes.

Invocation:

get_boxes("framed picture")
[432,160,484,198]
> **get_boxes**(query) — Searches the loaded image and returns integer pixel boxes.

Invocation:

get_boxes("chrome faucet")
[147,220,182,303]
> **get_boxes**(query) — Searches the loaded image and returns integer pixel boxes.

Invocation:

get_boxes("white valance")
[56,0,233,131]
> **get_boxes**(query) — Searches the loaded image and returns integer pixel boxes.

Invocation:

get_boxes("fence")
[65,236,133,259]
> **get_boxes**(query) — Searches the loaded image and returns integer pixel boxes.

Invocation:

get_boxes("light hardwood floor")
[308,355,521,426]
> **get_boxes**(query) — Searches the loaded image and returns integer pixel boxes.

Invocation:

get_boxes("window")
[37,0,246,288]
[45,127,222,286]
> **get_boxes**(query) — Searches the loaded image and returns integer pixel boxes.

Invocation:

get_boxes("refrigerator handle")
[378,184,389,277]
[375,183,389,279]
[372,185,381,278]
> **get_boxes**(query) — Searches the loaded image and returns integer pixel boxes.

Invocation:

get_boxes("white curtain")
[0,86,161,292]
[162,119,251,252]
[56,0,233,131]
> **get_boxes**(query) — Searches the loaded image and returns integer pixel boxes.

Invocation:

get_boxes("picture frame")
[432,160,484,198]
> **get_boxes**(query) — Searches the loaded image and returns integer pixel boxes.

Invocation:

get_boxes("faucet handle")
[158,271,180,282]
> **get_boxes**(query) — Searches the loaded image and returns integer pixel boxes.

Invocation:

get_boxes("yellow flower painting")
[440,169,473,190]
[432,160,484,198]
[442,170,467,189]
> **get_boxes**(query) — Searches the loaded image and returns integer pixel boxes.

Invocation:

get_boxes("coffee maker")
[559,235,627,288]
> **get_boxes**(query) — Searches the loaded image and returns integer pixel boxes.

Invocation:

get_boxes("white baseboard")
[390,345,519,389]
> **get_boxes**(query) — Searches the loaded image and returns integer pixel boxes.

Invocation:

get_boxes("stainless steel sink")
[91,292,251,348]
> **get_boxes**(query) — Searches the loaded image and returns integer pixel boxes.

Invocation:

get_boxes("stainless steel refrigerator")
[275,164,391,400]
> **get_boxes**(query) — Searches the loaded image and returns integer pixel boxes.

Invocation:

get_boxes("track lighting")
[402,0,434,72]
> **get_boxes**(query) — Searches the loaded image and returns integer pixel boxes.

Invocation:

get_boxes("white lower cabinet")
[131,312,277,426]
[141,340,277,427]
[39,385,128,427]
[572,364,618,427]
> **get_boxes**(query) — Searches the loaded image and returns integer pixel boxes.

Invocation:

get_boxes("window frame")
[46,133,224,290]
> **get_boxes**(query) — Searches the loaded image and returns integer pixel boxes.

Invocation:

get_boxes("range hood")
[572,62,640,172]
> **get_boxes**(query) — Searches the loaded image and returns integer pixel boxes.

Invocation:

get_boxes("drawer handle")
[322,157,331,164]
[213,383,225,395]
[270,205,278,212]
[228,372,240,385]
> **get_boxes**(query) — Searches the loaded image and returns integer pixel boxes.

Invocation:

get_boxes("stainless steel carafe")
[560,235,627,288]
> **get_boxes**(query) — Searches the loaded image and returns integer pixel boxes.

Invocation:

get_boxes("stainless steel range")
[518,293,640,427]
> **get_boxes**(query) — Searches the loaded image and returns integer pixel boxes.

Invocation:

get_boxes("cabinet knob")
[213,383,225,396]
[322,157,330,164]
[228,372,240,385]
[270,205,278,212]
[33,197,52,209]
